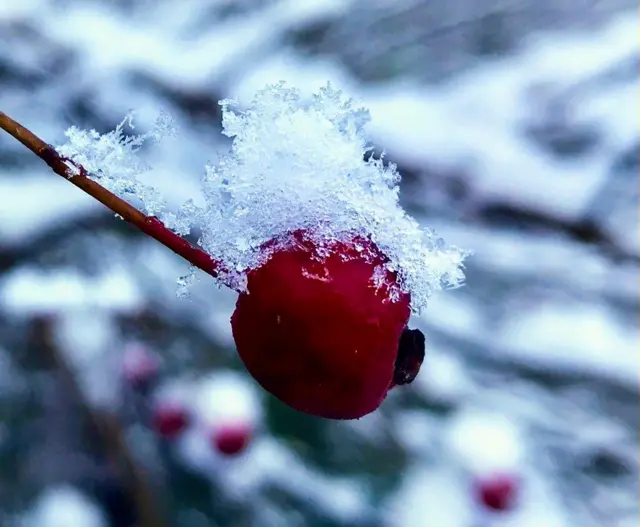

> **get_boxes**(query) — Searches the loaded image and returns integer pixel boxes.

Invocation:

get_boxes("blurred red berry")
[121,344,160,390]
[211,422,253,456]
[152,402,190,439]
[231,230,412,419]
[474,473,519,512]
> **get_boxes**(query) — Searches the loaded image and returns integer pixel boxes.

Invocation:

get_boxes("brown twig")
[33,316,166,527]
[0,110,228,283]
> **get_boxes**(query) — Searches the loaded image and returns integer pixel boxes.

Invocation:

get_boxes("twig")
[33,316,166,527]
[0,110,227,282]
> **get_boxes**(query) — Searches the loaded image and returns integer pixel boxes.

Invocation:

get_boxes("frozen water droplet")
[176,267,197,299]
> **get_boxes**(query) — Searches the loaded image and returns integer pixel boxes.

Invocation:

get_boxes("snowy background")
[0,0,638,526]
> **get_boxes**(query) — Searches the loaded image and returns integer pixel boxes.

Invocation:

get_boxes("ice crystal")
[56,112,175,217]
[56,83,468,313]
[197,82,467,312]
[176,266,198,299]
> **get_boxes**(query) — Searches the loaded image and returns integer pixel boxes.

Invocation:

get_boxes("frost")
[196,82,468,312]
[56,111,175,217]
[176,266,198,299]
[55,83,467,313]
[162,198,201,236]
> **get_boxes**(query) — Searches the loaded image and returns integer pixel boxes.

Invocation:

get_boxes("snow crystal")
[56,112,175,217]
[55,83,467,313]
[198,82,467,312]
[176,266,198,299]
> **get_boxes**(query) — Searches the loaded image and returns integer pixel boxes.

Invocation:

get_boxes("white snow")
[193,370,262,428]
[423,293,640,389]
[232,13,638,226]
[176,433,372,523]
[0,266,142,314]
[197,83,467,306]
[384,463,570,527]
[56,113,175,218]
[18,486,107,527]
[413,348,474,405]
[0,0,40,20]
[385,410,571,527]
[445,410,525,475]
[55,83,468,312]
[0,176,101,246]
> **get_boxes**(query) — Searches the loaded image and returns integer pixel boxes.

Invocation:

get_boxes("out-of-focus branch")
[0,111,227,283]
[34,316,166,527]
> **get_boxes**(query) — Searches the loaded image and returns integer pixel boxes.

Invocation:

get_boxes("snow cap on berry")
[197,82,467,312]
[445,409,525,476]
[187,371,261,455]
[193,371,262,426]
[151,379,193,439]
[446,410,524,513]
[55,83,467,311]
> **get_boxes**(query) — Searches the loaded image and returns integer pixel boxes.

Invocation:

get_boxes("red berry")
[152,403,190,439]
[211,422,253,456]
[121,344,160,390]
[474,473,519,512]
[231,230,411,419]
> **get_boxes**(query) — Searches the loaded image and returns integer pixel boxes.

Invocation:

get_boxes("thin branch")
[33,316,166,527]
[0,110,230,284]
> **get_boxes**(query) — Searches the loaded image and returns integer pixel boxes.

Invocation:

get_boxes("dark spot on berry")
[393,327,425,385]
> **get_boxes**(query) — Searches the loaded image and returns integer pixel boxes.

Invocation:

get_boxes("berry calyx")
[231,230,412,419]
[474,473,519,512]
[210,423,253,456]
[391,327,425,388]
[151,402,190,439]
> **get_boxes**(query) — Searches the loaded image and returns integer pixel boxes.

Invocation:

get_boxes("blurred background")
[0,0,638,526]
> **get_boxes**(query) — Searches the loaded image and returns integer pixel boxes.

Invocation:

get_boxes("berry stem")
[0,110,225,281]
